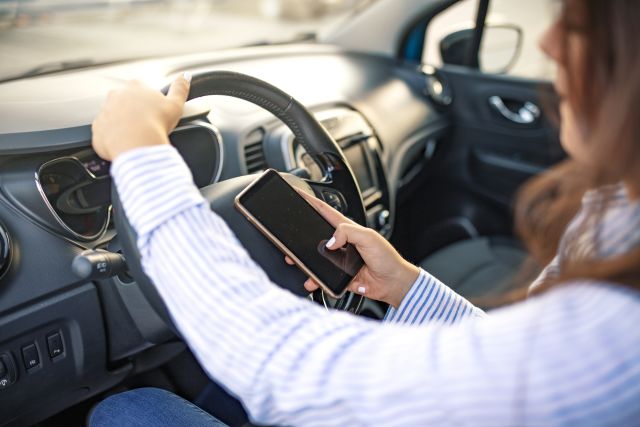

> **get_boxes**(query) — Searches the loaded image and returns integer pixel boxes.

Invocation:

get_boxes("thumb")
[326,223,374,250]
[166,72,191,105]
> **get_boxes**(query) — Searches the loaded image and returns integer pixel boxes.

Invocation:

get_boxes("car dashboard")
[0,43,449,425]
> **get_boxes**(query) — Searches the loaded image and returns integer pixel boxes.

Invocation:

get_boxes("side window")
[422,0,558,80]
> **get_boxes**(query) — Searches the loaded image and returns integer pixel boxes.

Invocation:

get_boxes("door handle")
[488,96,540,124]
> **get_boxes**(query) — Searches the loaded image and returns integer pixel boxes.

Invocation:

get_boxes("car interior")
[0,0,564,425]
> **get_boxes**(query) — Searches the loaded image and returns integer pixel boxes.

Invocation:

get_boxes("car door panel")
[443,65,563,200]
[393,64,563,263]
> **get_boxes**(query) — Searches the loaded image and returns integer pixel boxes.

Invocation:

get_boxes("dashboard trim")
[188,120,225,186]
[31,120,223,242]
[34,156,112,242]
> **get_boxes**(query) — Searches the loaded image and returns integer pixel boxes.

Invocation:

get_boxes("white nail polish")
[325,237,336,248]
[183,71,192,83]
[357,286,366,295]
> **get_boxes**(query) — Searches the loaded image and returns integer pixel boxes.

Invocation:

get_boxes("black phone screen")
[236,170,364,296]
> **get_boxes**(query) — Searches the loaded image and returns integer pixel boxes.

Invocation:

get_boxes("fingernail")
[183,71,192,83]
[325,236,336,248]
[357,286,366,295]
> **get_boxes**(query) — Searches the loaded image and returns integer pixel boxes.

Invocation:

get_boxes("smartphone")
[234,169,364,298]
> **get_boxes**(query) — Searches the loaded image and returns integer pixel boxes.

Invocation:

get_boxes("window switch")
[47,332,64,359]
[21,344,40,370]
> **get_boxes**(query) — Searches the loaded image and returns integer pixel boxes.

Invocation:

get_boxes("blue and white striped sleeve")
[110,145,640,427]
[384,269,485,325]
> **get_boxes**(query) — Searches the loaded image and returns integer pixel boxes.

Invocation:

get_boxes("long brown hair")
[515,0,640,294]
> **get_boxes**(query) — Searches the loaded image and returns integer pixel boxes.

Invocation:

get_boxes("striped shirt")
[529,183,640,291]
[112,145,640,426]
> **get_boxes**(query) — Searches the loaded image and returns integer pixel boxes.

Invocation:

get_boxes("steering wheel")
[112,71,367,335]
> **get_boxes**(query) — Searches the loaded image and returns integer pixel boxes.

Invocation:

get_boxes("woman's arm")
[282,179,485,326]
[112,146,640,427]
[96,79,640,426]
[383,269,484,324]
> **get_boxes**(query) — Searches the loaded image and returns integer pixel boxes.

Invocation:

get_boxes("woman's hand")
[287,191,420,308]
[91,73,191,161]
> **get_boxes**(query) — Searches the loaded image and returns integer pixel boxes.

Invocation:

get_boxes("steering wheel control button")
[0,353,17,388]
[46,332,64,360]
[21,344,40,371]
[322,191,344,213]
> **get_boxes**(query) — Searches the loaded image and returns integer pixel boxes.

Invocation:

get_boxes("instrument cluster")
[36,151,112,240]
[33,121,223,241]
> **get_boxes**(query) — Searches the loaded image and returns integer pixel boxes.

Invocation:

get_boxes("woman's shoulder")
[560,182,639,260]
[550,279,640,304]
[492,279,640,331]
[537,279,640,318]
[582,182,629,207]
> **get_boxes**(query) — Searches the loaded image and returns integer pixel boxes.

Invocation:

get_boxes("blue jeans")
[90,387,228,427]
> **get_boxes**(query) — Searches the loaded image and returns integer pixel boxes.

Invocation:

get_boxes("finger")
[284,256,295,265]
[348,281,367,296]
[166,72,191,105]
[304,278,319,292]
[296,188,353,228]
[91,119,108,160]
[326,222,375,250]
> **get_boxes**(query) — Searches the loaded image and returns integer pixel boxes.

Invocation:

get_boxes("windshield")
[0,0,375,80]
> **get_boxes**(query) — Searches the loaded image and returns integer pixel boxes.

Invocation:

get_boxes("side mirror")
[479,24,522,74]
[439,24,523,74]
[439,28,475,67]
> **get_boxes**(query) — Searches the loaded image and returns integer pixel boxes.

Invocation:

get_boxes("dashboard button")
[21,344,40,370]
[47,332,64,359]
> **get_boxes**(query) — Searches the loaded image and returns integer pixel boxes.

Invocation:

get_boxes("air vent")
[243,129,267,173]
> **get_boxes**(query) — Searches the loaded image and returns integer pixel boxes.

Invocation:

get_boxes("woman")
[90,0,640,425]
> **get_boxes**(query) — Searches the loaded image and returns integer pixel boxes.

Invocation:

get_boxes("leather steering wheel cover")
[170,71,333,158]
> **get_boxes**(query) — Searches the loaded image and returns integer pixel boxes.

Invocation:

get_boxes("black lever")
[72,249,127,281]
